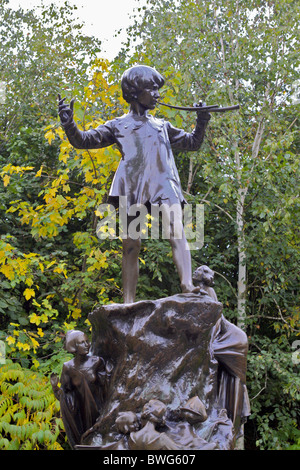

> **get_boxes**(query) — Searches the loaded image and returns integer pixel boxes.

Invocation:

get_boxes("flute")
[157,102,240,113]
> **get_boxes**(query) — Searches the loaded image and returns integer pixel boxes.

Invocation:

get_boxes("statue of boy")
[58,65,211,303]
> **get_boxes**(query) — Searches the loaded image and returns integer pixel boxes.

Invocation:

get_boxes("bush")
[246,336,300,450]
[0,360,65,450]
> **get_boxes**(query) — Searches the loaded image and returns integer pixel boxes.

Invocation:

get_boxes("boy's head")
[121,65,165,104]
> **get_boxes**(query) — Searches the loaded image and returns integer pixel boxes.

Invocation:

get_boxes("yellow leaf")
[30,336,40,349]
[32,358,40,369]
[60,153,68,164]
[46,260,56,269]
[56,128,65,139]
[25,277,34,287]
[71,308,82,320]
[54,266,68,278]
[50,213,62,224]
[24,288,35,300]
[16,341,30,351]
[45,129,56,145]
[3,174,10,187]
[6,336,16,345]
[35,166,43,178]
[0,264,14,280]
[29,313,41,325]
[84,171,94,183]
[40,314,49,323]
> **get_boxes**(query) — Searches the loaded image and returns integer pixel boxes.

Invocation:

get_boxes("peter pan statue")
[58,65,211,303]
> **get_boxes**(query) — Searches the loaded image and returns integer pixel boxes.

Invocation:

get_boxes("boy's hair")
[121,65,165,103]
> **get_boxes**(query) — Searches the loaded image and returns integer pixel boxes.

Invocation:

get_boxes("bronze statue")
[125,398,214,451]
[51,330,111,448]
[192,264,218,301]
[83,398,217,450]
[54,62,250,450]
[127,399,180,450]
[166,397,217,450]
[89,411,141,450]
[50,266,250,450]
[115,411,140,435]
[193,265,251,436]
[58,65,211,303]
[180,396,208,424]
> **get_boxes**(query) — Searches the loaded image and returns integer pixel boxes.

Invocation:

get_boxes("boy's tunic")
[63,111,209,211]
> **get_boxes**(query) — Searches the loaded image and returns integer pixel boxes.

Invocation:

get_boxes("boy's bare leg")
[122,237,141,303]
[160,203,199,294]
[169,229,200,293]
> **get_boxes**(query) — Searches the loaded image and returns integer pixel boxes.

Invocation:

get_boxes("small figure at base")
[50,330,110,448]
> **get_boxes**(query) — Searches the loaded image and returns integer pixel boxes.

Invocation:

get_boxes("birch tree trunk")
[236,114,265,328]
[186,157,193,194]
[236,180,248,329]
[213,2,249,328]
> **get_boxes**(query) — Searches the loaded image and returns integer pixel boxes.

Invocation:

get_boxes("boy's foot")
[181,284,201,294]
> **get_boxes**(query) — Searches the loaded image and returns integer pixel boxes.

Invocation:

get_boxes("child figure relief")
[58,65,211,303]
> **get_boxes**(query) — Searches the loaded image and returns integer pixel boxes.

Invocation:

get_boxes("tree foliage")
[0,360,65,450]
[0,1,126,448]
[0,0,299,451]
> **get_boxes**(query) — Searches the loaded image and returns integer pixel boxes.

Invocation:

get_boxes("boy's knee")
[123,238,141,255]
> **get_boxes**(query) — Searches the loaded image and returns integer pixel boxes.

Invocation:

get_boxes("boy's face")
[136,83,160,110]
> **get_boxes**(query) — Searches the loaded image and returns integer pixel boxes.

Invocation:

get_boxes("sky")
[7,0,148,60]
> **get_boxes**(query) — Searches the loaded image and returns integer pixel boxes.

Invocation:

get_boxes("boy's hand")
[58,94,75,125]
[194,101,211,121]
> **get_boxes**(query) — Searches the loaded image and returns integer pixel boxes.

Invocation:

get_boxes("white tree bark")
[236,182,248,329]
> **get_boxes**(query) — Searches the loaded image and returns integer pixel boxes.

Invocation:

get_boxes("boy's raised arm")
[58,95,115,150]
[58,94,75,126]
